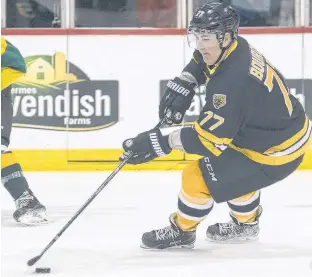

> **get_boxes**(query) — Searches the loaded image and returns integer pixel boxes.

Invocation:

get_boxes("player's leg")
[1,86,48,225]
[199,148,303,243]
[207,190,263,242]
[141,160,214,249]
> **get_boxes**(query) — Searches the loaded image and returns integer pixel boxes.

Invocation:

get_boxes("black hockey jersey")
[180,36,312,166]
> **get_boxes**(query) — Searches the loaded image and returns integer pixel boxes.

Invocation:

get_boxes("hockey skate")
[141,213,196,250]
[206,206,263,243]
[13,190,48,226]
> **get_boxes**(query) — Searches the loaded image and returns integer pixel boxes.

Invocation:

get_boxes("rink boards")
[3,30,312,171]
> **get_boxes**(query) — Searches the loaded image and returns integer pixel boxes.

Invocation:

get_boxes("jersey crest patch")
[213,94,226,109]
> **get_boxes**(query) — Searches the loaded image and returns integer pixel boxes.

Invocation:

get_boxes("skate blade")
[18,217,50,226]
[206,236,258,244]
[140,243,195,250]
[17,212,51,226]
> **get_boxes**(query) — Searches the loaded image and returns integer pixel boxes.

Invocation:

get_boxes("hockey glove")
[159,77,196,125]
[120,128,172,165]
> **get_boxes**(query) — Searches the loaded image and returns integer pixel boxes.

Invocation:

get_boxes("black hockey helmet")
[188,2,240,48]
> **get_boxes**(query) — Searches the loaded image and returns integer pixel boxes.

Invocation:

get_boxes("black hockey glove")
[120,128,172,165]
[159,77,196,125]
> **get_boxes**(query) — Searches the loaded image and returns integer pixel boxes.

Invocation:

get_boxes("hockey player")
[1,36,48,225]
[120,2,312,249]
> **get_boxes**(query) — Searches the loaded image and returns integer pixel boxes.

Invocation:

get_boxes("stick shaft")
[39,156,131,258]
[29,117,167,265]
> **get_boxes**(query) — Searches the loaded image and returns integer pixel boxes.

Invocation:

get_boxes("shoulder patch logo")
[213,94,226,109]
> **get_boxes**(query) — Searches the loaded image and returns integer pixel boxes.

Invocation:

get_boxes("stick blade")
[27,255,42,266]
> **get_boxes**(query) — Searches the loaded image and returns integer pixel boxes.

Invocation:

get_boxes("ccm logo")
[204,157,218,182]
[167,80,190,96]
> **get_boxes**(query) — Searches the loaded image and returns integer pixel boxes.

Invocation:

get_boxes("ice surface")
[2,171,312,277]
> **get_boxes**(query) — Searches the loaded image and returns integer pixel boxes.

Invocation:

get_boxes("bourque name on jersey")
[249,46,266,82]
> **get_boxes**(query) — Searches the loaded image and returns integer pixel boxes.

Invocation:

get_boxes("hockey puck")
[35,267,51,274]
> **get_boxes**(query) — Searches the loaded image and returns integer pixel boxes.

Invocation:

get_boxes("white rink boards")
[2,171,312,277]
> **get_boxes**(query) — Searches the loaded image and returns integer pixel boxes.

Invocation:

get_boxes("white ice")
[2,170,312,277]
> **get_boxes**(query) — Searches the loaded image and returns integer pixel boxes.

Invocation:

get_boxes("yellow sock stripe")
[180,188,213,205]
[231,210,257,223]
[176,212,203,231]
[1,152,17,169]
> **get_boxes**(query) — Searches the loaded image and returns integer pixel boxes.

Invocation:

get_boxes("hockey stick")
[27,116,168,267]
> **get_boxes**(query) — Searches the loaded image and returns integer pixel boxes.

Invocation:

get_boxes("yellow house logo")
[12,52,119,131]
[16,52,83,89]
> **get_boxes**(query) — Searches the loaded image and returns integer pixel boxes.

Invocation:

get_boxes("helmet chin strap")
[209,35,234,68]
[209,48,226,68]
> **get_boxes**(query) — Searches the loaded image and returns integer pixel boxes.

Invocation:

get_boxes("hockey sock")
[176,160,214,231]
[227,190,261,223]
[1,151,29,200]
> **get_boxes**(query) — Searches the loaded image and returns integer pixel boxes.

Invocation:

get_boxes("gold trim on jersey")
[192,40,238,80]
[264,117,309,154]
[194,122,233,145]
[193,116,312,165]
[1,36,8,55]
[224,40,238,59]
[192,55,199,64]
[229,119,312,166]
[197,136,222,156]
[1,67,24,90]
[203,71,210,81]
[194,121,233,156]
[207,40,238,76]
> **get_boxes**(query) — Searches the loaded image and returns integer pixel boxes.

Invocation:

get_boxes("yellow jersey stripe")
[264,116,309,154]
[230,131,312,166]
[194,122,233,145]
[192,55,199,64]
[1,36,8,55]
[207,40,238,76]
[1,67,25,90]
[225,40,238,59]
[197,135,223,156]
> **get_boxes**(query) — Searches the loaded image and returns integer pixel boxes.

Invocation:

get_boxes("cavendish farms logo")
[12,52,119,131]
